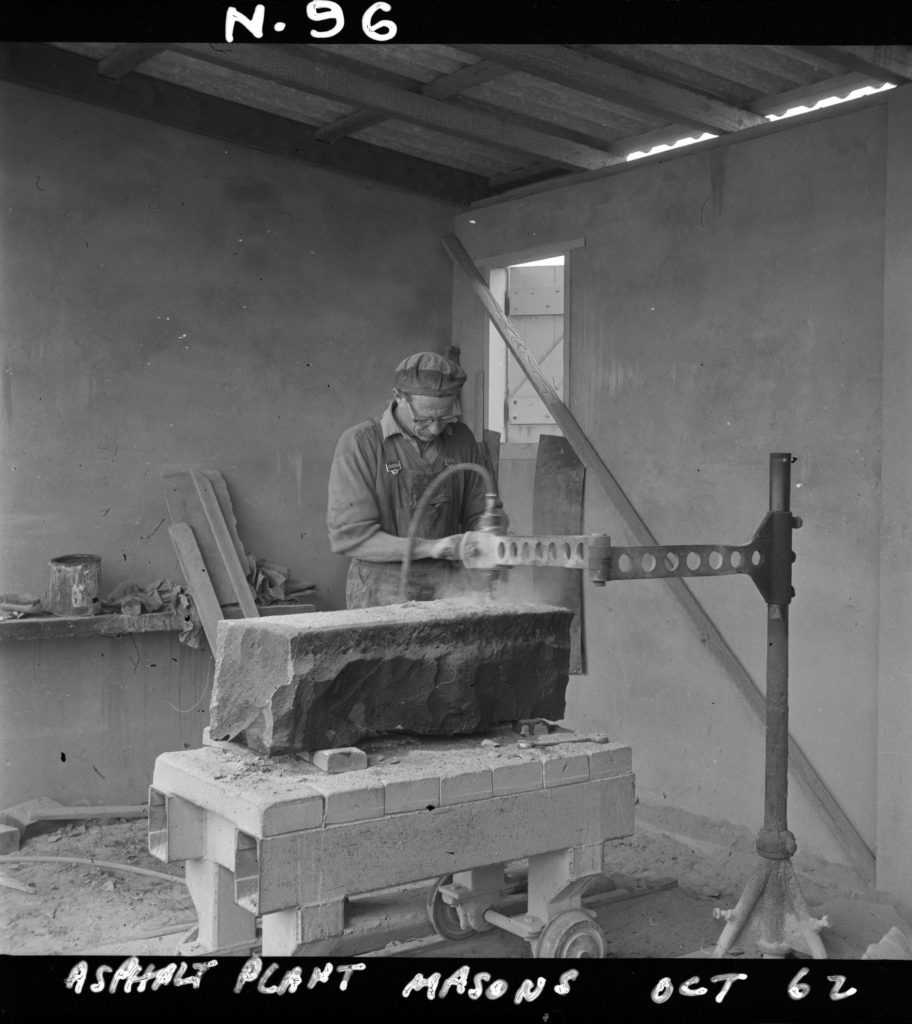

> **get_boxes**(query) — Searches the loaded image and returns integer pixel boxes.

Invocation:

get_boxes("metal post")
[713,452,828,958]
[759,453,795,860]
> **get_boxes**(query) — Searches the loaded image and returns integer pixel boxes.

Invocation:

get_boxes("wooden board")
[168,523,223,653]
[189,472,258,617]
[0,610,185,641]
[31,805,147,821]
[0,605,313,642]
[533,434,585,673]
[162,470,251,608]
[482,428,501,486]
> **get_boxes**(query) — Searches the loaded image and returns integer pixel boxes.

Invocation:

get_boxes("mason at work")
[327,351,505,608]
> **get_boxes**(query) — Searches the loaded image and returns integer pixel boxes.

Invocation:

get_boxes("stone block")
[308,748,368,773]
[588,743,633,780]
[383,773,441,815]
[255,775,635,908]
[492,758,544,796]
[440,767,493,805]
[152,748,324,837]
[302,772,386,825]
[542,751,590,788]
[209,600,573,756]
[0,798,66,842]
[0,823,20,854]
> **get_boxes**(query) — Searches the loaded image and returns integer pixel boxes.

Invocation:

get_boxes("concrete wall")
[453,93,902,881]
[877,85,912,909]
[0,82,461,807]
[1,635,212,808]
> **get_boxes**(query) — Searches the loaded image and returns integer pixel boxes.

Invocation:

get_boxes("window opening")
[487,254,565,444]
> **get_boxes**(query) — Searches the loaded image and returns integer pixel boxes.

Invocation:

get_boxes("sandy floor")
[2,800,906,960]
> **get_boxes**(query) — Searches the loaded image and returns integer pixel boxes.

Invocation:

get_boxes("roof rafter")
[314,57,510,143]
[0,42,487,205]
[97,44,169,80]
[791,45,911,85]
[169,44,616,171]
[452,43,766,134]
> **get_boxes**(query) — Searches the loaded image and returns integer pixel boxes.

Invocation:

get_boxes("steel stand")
[711,453,828,958]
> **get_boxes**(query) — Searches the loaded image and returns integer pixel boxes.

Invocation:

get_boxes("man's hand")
[418,534,466,561]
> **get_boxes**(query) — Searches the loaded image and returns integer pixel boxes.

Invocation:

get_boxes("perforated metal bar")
[460,532,590,569]
[605,543,763,580]
[459,531,769,583]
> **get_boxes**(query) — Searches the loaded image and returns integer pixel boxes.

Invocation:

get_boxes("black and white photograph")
[1,6,910,1019]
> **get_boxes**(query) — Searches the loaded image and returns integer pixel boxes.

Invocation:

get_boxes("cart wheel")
[427,875,475,941]
[533,910,606,959]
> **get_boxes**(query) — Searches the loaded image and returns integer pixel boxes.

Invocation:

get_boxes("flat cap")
[394,351,466,396]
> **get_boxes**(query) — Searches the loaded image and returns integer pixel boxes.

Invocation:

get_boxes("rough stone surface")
[209,600,574,755]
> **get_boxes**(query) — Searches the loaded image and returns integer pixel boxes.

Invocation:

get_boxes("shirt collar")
[380,401,405,440]
[380,400,455,441]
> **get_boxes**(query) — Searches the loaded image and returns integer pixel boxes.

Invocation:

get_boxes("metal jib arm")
[462,452,830,958]
[459,454,800,607]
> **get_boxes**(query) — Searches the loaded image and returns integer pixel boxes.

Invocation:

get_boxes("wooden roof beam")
[791,45,911,85]
[97,44,168,80]
[453,43,766,134]
[1,42,489,206]
[487,163,568,192]
[171,44,616,171]
[316,58,510,144]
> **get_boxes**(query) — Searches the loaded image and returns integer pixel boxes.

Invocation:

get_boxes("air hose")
[397,462,500,603]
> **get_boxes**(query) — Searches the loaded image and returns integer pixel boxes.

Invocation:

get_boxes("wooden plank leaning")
[534,434,585,674]
[162,469,251,608]
[442,232,875,883]
[168,523,224,653]
[189,471,258,618]
[482,428,501,487]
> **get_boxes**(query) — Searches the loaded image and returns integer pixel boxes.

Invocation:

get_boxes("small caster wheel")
[533,910,606,959]
[427,874,475,941]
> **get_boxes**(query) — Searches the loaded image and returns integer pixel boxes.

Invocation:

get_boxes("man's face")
[396,391,459,441]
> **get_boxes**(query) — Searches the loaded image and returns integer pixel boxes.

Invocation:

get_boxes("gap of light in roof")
[626,82,896,162]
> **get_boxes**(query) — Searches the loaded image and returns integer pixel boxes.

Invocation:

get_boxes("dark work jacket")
[327,409,491,607]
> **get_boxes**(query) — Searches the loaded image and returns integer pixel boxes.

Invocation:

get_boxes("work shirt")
[327,401,493,607]
[328,401,491,552]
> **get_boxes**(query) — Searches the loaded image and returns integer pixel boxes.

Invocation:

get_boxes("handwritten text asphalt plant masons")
[63,958,580,1003]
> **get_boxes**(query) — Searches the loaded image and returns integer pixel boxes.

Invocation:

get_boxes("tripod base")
[712,856,829,958]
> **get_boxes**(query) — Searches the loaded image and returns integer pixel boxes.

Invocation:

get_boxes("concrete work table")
[149,731,635,957]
